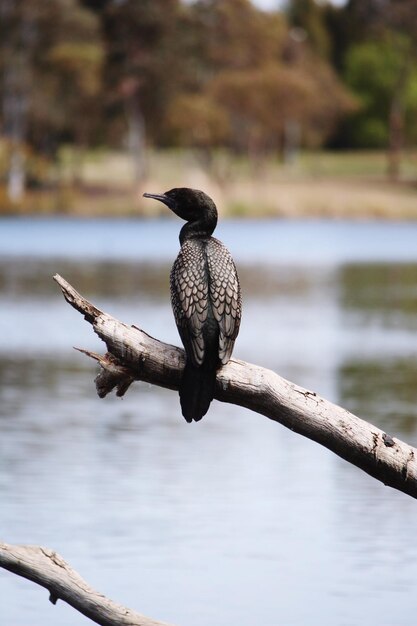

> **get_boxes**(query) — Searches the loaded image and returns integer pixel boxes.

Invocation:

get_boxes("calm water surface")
[1,217,417,626]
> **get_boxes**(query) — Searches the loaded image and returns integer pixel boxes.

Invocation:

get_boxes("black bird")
[143,188,241,422]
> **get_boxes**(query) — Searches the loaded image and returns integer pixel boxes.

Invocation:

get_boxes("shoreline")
[2,178,416,221]
[1,150,417,220]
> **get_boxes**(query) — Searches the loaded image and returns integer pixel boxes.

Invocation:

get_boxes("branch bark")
[0,542,174,626]
[53,273,417,499]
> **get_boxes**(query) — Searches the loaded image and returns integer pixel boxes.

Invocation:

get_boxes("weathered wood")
[53,273,417,499]
[0,542,174,626]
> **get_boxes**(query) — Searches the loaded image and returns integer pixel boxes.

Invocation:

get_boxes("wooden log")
[53,273,417,499]
[0,542,174,626]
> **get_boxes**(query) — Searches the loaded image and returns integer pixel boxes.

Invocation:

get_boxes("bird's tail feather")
[179,360,216,423]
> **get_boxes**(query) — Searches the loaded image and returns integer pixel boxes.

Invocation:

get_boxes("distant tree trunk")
[386,54,411,182]
[71,123,89,189]
[125,91,147,188]
[387,95,404,181]
[7,145,26,202]
[247,132,266,174]
[283,119,301,165]
[2,63,29,203]
[1,1,36,202]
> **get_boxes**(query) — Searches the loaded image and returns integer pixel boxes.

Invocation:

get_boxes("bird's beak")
[143,192,174,210]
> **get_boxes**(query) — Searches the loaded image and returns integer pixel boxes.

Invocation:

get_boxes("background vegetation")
[1,0,417,217]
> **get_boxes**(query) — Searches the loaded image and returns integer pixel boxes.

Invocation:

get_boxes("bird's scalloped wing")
[206,238,241,364]
[170,241,209,367]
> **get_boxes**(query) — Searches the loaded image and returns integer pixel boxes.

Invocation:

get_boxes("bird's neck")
[179,215,217,245]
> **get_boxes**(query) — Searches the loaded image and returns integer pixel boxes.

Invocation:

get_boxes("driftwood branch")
[0,542,174,626]
[53,273,417,499]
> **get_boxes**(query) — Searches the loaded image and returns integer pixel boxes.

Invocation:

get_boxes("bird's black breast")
[170,237,241,367]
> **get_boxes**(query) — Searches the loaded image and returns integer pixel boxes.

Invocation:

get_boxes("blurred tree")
[384,0,417,178]
[166,93,230,149]
[165,0,354,163]
[286,0,331,59]
[0,0,103,199]
[34,5,103,186]
[345,38,406,146]
[209,59,354,155]
[3,0,406,201]
[188,0,286,72]
[338,0,417,178]
[165,0,287,155]
[82,0,181,185]
[0,0,33,200]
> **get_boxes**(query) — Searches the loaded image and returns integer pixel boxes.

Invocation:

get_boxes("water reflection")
[339,263,417,329]
[339,358,417,436]
[1,219,417,626]
[337,261,417,438]
[0,258,169,299]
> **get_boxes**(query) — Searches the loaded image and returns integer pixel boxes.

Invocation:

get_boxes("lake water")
[1,217,417,626]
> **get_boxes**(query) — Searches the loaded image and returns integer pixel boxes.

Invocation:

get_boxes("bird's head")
[143,187,217,224]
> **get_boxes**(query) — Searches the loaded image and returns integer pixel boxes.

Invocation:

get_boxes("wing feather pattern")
[170,237,241,368]
[206,238,241,364]
[170,240,208,367]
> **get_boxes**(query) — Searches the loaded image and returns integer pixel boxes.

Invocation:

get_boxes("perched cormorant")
[143,188,241,422]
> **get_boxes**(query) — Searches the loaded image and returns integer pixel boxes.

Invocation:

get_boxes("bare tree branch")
[0,542,174,626]
[53,273,417,499]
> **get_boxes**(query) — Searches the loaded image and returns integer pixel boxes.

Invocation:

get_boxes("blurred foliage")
[287,0,332,58]
[344,35,417,148]
[1,0,417,205]
[0,0,103,152]
[164,0,355,155]
[328,0,417,163]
